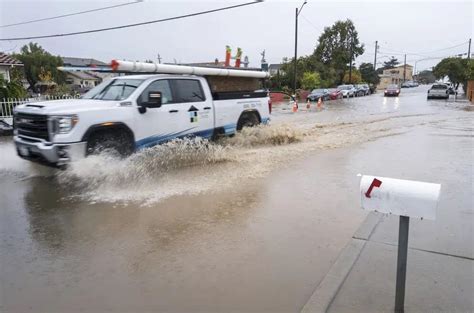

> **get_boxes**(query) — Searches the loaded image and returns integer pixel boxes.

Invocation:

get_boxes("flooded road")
[1,86,472,312]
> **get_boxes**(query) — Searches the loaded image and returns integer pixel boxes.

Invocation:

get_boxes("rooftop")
[62,57,107,67]
[0,52,23,66]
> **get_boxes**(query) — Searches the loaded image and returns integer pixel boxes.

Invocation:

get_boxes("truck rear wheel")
[237,112,260,131]
[86,130,134,157]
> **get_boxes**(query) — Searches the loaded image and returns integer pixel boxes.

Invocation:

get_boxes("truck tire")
[86,129,134,157]
[237,112,260,131]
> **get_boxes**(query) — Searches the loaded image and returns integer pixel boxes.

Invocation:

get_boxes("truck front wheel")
[86,130,134,157]
[237,112,260,131]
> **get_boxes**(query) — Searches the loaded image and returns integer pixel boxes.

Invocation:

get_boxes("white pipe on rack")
[110,60,270,78]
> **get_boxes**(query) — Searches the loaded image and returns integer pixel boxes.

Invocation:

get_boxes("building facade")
[0,53,23,82]
[377,64,414,89]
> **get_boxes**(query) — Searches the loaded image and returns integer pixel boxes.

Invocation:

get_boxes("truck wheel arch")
[237,110,261,130]
[82,122,135,146]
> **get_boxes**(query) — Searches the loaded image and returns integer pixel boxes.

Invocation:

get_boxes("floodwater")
[0,86,472,312]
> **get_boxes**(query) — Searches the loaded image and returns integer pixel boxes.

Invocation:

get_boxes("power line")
[0,0,263,41]
[300,14,323,34]
[379,41,469,57]
[0,0,143,28]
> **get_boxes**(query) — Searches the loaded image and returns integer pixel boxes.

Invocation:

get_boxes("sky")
[0,0,473,73]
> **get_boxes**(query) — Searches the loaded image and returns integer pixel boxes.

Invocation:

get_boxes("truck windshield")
[81,79,145,100]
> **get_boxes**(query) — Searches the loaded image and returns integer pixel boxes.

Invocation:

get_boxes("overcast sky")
[0,0,472,72]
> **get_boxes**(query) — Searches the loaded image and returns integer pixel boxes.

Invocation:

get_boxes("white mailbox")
[358,174,442,312]
[359,175,441,220]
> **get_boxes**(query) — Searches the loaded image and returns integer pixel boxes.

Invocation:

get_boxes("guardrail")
[0,95,80,120]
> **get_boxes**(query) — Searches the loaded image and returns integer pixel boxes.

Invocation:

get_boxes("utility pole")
[293,7,298,95]
[468,38,471,60]
[373,40,378,70]
[403,54,407,82]
[349,39,354,83]
[293,0,307,96]
[157,54,162,64]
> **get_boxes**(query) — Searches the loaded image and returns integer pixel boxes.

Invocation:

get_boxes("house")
[61,57,116,91]
[268,64,283,76]
[377,64,414,89]
[65,71,101,89]
[0,52,23,82]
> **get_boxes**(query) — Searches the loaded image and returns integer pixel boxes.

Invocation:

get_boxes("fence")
[0,95,80,120]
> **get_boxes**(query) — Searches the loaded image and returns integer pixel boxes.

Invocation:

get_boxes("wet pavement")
[1,86,472,312]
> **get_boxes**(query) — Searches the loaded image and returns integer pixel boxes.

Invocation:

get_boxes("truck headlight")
[51,115,79,134]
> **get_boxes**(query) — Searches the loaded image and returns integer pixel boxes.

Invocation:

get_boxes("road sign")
[359,174,441,313]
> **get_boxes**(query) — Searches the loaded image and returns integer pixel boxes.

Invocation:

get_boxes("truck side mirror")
[146,91,162,108]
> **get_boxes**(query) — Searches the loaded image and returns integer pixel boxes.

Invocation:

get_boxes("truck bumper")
[14,136,86,167]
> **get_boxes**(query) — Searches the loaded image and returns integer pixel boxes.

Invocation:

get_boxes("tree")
[383,57,399,69]
[359,63,380,85]
[416,70,436,84]
[342,69,362,84]
[301,72,321,90]
[0,74,27,99]
[433,57,468,89]
[313,19,364,84]
[13,42,65,92]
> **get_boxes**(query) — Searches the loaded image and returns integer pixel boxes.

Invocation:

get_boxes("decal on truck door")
[189,111,198,123]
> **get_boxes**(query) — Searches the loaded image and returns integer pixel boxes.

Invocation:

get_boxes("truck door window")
[172,80,205,103]
[140,79,173,104]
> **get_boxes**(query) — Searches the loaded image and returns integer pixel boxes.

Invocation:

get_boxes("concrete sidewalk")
[303,211,473,313]
[302,118,474,313]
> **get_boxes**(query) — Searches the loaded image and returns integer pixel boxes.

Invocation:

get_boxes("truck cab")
[13,73,270,167]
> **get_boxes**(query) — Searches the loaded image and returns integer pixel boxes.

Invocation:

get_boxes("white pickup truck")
[13,64,270,167]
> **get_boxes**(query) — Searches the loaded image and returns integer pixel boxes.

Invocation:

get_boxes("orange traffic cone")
[292,100,298,113]
[317,97,323,109]
[306,99,311,111]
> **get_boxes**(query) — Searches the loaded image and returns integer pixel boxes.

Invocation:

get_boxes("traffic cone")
[306,99,311,111]
[317,97,323,109]
[292,100,298,113]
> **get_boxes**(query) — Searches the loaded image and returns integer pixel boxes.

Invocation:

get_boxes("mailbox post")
[359,175,441,313]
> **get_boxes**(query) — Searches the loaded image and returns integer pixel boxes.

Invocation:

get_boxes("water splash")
[222,124,304,147]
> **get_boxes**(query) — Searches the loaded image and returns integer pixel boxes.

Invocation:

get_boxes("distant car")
[443,83,456,95]
[427,84,449,99]
[307,88,330,101]
[356,84,370,96]
[401,82,411,88]
[327,88,343,100]
[411,81,419,87]
[384,84,400,97]
[337,85,356,98]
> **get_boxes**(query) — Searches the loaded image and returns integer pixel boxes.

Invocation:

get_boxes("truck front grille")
[14,113,50,141]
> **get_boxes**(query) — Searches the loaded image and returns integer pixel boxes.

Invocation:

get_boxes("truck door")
[170,79,214,139]
[135,79,190,149]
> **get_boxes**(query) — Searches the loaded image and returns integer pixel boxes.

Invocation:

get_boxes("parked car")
[355,84,370,96]
[306,89,330,101]
[427,84,449,100]
[401,81,411,88]
[327,88,343,100]
[443,83,456,95]
[384,84,400,97]
[337,85,356,98]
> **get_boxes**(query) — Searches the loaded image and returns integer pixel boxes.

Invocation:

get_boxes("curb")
[300,212,382,313]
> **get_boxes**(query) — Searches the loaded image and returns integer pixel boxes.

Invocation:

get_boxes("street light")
[293,0,308,97]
